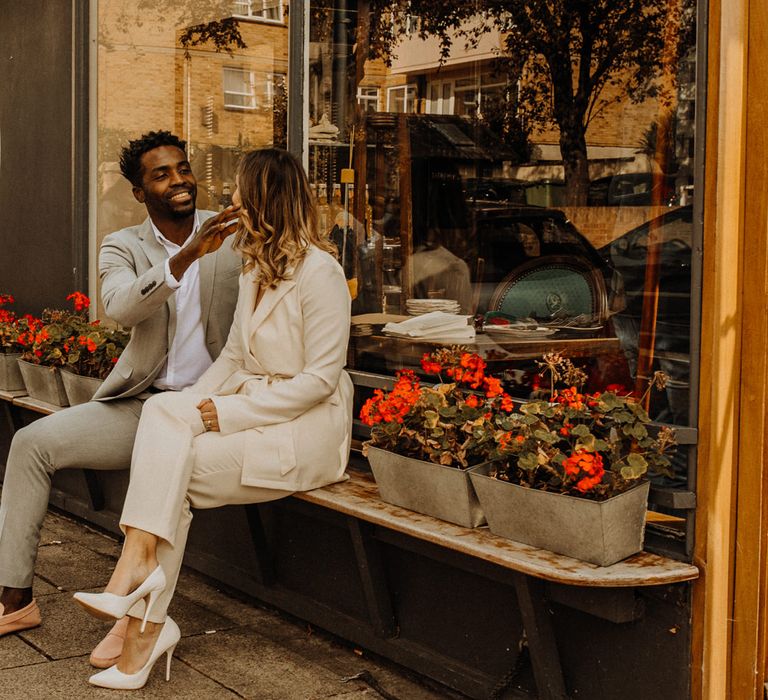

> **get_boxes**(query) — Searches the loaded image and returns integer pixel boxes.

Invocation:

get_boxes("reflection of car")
[463,178,527,206]
[599,206,693,423]
[467,206,621,318]
[588,173,678,206]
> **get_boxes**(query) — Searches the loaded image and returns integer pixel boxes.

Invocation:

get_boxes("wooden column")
[730,0,768,696]
[693,0,768,697]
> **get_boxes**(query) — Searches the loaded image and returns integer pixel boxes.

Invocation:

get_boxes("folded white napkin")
[383,311,475,341]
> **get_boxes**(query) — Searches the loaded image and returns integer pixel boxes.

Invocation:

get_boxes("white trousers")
[120,392,292,622]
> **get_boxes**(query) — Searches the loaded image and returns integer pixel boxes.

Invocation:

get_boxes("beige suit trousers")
[120,391,292,623]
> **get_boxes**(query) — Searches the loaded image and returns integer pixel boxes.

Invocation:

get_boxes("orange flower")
[420,354,443,375]
[555,386,585,410]
[562,450,605,492]
[67,291,91,312]
[465,394,480,408]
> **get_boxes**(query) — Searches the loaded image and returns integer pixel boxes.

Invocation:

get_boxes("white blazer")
[188,245,353,492]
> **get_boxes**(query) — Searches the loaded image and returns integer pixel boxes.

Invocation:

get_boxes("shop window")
[303,0,702,560]
[223,67,258,110]
[233,0,283,23]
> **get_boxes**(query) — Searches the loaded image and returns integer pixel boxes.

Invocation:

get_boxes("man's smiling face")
[133,145,197,220]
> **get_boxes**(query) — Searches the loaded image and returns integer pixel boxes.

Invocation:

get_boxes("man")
[0,131,241,666]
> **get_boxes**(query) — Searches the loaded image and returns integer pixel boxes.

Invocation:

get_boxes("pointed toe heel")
[88,616,181,690]
[73,565,166,629]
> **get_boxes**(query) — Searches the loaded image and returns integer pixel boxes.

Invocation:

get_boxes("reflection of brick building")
[370,18,665,169]
[97,1,288,234]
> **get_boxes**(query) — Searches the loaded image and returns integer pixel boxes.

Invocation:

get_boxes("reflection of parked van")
[588,173,678,206]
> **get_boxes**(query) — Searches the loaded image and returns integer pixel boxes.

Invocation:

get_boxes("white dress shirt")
[150,213,213,390]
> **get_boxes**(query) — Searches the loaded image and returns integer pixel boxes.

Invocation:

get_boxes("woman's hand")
[197,398,220,432]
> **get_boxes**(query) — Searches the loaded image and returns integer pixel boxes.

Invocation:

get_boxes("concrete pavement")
[0,501,461,699]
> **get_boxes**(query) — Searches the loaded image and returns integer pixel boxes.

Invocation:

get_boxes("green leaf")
[519,452,538,470]
[570,424,590,437]
[627,453,648,469]
[533,429,558,444]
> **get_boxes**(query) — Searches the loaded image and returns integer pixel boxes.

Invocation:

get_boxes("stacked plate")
[406,298,461,316]
[350,323,374,337]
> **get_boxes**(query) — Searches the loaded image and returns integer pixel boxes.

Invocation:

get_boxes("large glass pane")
[95,0,288,312]
[306,0,698,483]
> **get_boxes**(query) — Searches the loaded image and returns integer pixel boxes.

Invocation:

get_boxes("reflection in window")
[233,0,283,22]
[357,86,380,112]
[387,85,417,113]
[306,0,699,449]
[223,67,258,110]
[95,0,288,317]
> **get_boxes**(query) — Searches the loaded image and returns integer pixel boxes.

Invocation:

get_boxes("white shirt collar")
[150,211,200,250]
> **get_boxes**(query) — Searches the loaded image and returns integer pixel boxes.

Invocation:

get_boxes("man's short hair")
[119,131,187,187]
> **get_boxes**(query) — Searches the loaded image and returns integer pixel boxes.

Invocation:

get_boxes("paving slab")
[33,541,115,592]
[0,635,47,670]
[0,655,239,699]
[32,576,60,597]
[40,513,122,559]
[174,569,298,632]
[176,626,370,700]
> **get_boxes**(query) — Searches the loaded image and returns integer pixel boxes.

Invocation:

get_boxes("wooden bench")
[0,388,699,699]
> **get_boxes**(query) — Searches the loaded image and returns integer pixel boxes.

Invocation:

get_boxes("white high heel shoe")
[88,616,181,690]
[73,565,166,633]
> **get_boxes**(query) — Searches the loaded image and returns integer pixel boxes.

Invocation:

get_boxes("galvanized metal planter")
[366,445,487,528]
[0,352,24,391]
[61,369,103,406]
[17,359,69,407]
[469,462,650,566]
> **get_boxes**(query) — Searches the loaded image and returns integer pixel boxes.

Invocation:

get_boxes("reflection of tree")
[369,0,696,205]
[105,1,247,55]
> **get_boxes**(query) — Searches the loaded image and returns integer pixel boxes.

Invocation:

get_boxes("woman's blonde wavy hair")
[233,148,337,287]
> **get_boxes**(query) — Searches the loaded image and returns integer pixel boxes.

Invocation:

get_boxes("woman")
[73,149,353,690]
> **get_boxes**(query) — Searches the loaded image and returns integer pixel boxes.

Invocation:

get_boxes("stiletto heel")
[73,565,166,622]
[140,587,163,633]
[165,643,177,681]
[88,616,181,690]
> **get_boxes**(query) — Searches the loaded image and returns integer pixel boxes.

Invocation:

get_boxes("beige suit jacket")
[93,211,241,401]
[189,246,353,492]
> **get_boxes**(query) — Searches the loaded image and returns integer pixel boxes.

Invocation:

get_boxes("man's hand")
[169,205,241,282]
[197,398,220,432]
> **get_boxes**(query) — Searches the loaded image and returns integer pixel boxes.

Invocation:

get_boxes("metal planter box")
[0,353,24,391]
[366,446,487,528]
[469,462,650,566]
[60,369,103,406]
[18,359,69,407]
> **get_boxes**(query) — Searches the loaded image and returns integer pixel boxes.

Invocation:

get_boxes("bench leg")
[2,402,24,435]
[245,504,275,585]
[347,517,396,638]
[513,574,568,700]
[82,469,106,511]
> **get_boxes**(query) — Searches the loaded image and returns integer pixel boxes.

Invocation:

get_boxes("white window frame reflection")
[426,80,454,115]
[387,85,417,113]
[223,67,258,111]
[232,0,284,24]
[357,86,380,112]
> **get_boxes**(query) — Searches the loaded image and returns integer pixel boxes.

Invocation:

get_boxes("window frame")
[232,0,285,25]
[222,66,258,111]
